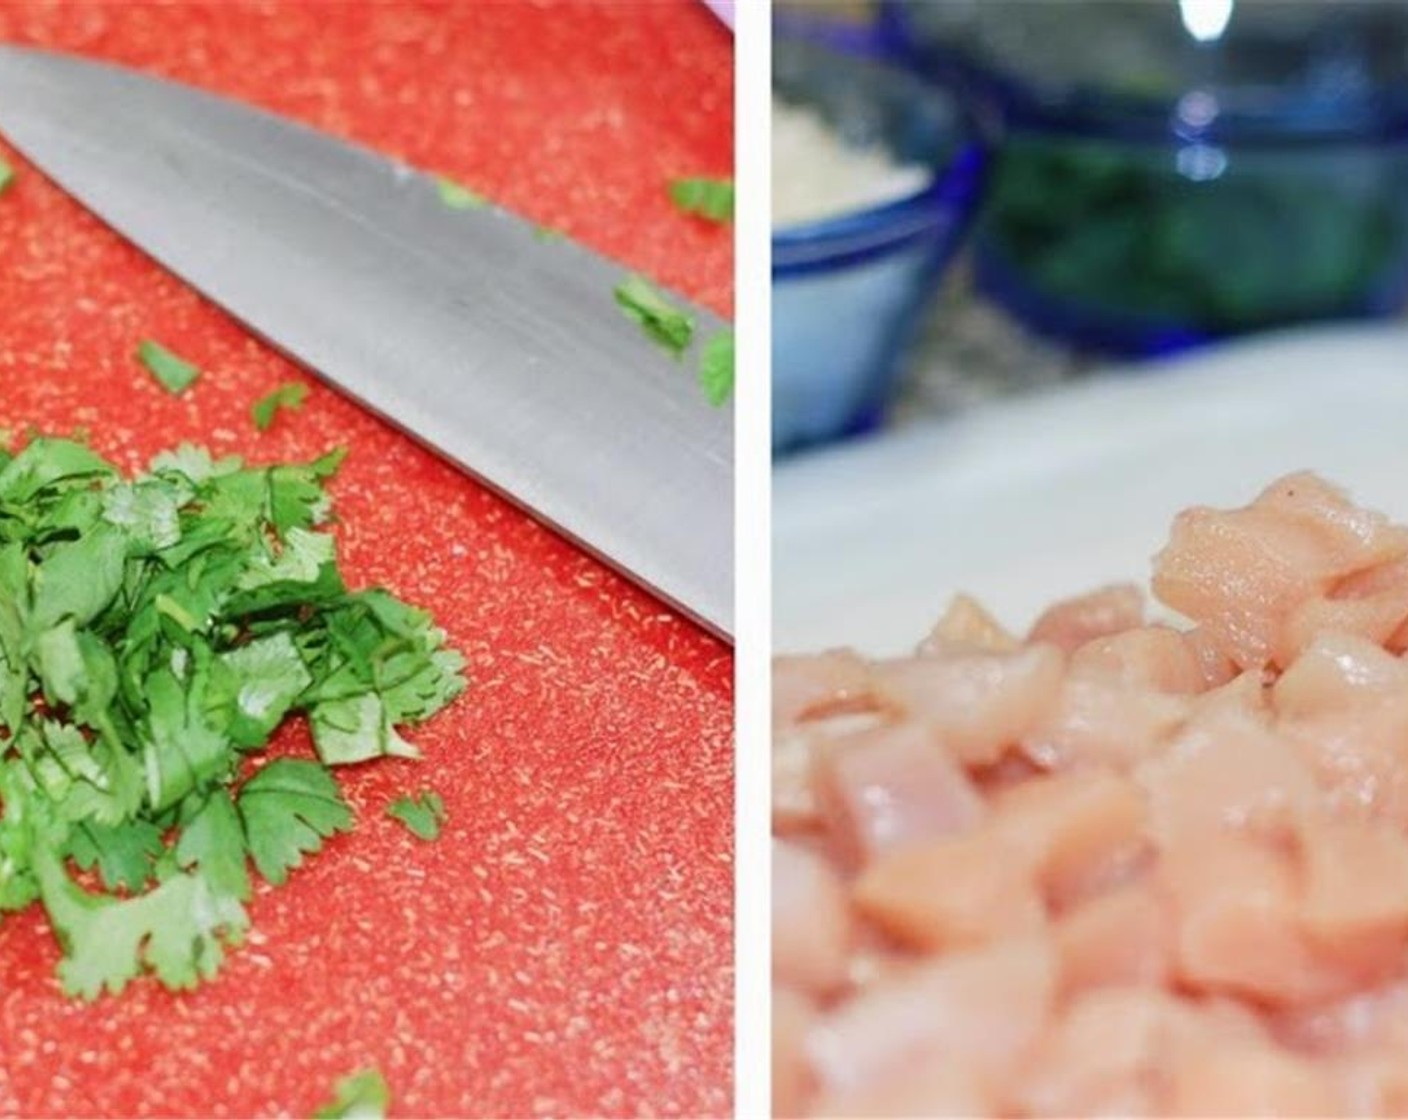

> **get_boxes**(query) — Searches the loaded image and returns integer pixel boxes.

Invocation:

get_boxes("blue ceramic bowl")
[883,0,1408,357]
[773,37,985,453]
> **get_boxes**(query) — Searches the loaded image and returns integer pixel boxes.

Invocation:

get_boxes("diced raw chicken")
[1345,556,1408,652]
[774,649,876,730]
[1273,631,1408,718]
[774,987,817,1120]
[1297,815,1408,987]
[1336,1055,1408,1118]
[1279,690,1408,827]
[853,829,1044,951]
[1279,582,1408,666]
[773,838,852,996]
[773,730,821,834]
[1152,474,1408,670]
[870,644,1064,766]
[1014,987,1271,1117]
[1012,987,1173,1117]
[1162,829,1357,1006]
[810,1061,994,1119]
[843,927,916,991]
[1190,668,1272,721]
[1055,877,1171,996]
[804,938,1055,1100]
[1069,624,1206,693]
[1168,1036,1343,1117]
[1028,583,1144,652]
[1287,713,1408,827]
[1013,987,1266,1117]
[813,722,984,866]
[1022,671,1190,770]
[1184,625,1240,689]
[991,769,1149,910]
[917,592,1019,656]
[772,473,1408,1118]
[1271,982,1408,1054]
[1254,473,1408,573]
[1137,703,1319,845]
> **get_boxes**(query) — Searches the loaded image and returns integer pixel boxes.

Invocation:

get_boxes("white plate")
[775,324,1408,656]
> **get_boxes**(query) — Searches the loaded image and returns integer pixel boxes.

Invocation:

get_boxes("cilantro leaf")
[141,665,234,812]
[698,328,735,407]
[313,1068,391,1119]
[238,758,353,885]
[613,275,695,359]
[668,176,734,223]
[434,174,486,210]
[35,847,246,1000]
[0,437,114,503]
[310,694,418,766]
[65,819,164,893]
[175,789,252,904]
[136,339,201,395]
[30,523,128,630]
[0,761,41,912]
[0,436,465,999]
[251,382,309,431]
[209,632,312,748]
[386,791,445,841]
[0,157,13,195]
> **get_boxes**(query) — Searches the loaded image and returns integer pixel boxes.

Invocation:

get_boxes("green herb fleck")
[698,328,734,407]
[387,790,446,841]
[251,382,309,431]
[435,175,486,211]
[668,176,734,223]
[0,158,14,196]
[613,275,695,359]
[137,339,201,395]
[0,436,466,999]
[313,1068,391,1119]
[533,224,564,243]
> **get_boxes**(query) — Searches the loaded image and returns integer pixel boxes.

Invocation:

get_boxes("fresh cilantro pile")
[0,437,465,999]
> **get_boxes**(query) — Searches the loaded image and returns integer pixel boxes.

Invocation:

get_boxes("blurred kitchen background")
[772,0,1408,453]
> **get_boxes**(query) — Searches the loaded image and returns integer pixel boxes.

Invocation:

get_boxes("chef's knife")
[0,45,733,640]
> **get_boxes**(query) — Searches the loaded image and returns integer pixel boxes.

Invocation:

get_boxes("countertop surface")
[0,3,734,1117]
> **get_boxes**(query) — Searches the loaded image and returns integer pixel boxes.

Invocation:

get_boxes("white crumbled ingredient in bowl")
[773,96,931,229]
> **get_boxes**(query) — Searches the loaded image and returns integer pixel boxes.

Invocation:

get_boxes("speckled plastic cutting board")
[0,3,734,1117]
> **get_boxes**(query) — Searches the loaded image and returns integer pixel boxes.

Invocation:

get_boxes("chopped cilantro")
[668,176,734,223]
[533,224,564,242]
[0,158,13,195]
[312,1068,391,1119]
[698,328,735,407]
[387,790,446,841]
[137,339,200,395]
[251,381,308,431]
[614,275,695,359]
[240,759,353,884]
[435,175,486,210]
[0,437,466,999]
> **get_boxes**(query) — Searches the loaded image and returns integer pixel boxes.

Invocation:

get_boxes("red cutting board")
[0,3,733,1117]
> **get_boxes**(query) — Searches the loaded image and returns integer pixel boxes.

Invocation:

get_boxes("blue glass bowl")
[883,0,1408,357]
[773,38,985,453]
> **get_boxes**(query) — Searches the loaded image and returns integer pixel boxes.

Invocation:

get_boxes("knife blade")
[0,44,733,640]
